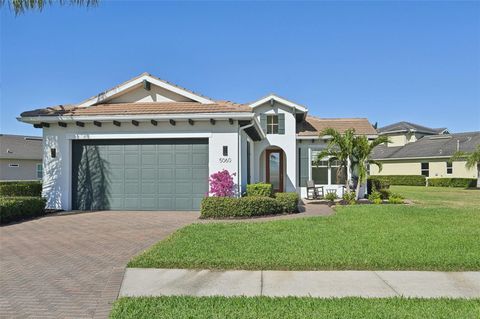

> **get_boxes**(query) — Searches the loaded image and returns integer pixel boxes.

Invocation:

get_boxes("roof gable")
[78,73,214,107]
[249,94,308,113]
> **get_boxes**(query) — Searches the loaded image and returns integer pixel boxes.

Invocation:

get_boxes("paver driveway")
[0,211,198,319]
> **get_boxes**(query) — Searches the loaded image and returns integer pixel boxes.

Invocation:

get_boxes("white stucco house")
[19,73,377,211]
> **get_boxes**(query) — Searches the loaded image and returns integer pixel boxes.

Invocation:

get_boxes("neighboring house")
[371,122,479,178]
[0,134,43,181]
[18,73,377,211]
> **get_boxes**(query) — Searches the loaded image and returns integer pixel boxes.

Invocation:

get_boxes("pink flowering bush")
[208,170,236,197]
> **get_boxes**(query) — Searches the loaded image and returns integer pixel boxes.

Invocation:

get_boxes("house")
[371,121,479,178]
[18,73,377,211]
[0,134,43,181]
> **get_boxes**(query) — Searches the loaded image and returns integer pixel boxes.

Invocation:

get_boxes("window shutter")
[278,113,285,134]
[260,114,267,133]
[299,147,309,187]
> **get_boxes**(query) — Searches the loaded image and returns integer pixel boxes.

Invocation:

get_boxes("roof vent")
[6,149,13,154]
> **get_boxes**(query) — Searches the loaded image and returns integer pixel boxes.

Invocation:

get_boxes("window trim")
[266,115,279,134]
[36,163,43,179]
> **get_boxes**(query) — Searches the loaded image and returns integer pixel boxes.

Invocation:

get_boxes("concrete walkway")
[120,268,480,299]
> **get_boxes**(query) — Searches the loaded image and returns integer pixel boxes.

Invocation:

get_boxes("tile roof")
[297,116,377,136]
[0,134,43,160]
[378,121,447,135]
[20,101,252,117]
[372,131,480,159]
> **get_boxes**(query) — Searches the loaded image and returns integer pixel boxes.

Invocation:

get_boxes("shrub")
[246,183,273,197]
[369,175,426,186]
[0,197,46,224]
[209,170,236,197]
[275,192,299,213]
[368,191,383,204]
[325,192,338,202]
[367,178,390,194]
[0,182,42,197]
[342,191,356,205]
[200,196,282,218]
[378,189,391,200]
[428,178,477,188]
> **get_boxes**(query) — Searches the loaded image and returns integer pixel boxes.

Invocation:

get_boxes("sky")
[1,1,479,137]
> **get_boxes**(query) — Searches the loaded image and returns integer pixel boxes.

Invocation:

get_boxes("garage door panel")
[72,139,208,211]
[175,198,193,210]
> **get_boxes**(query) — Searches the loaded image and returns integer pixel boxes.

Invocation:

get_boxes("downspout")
[238,121,255,197]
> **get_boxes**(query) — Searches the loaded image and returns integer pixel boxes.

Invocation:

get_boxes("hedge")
[366,178,390,194]
[0,182,42,197]
[274,192,299,214]
[428,178,477,188]
[201,196,283,218]
[0,197,46,224]
[246,183,273,197]
[369,175,426,186]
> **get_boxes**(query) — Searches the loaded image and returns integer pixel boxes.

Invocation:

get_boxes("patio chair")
[306,180,324,199]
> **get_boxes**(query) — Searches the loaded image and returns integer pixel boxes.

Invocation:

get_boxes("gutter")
[17,112,255,124]
[372,155,453,161]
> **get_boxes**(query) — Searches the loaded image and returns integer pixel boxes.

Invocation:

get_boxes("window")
[446,162,453,174]
[331,160,347,185]
[9,164,19,168]
[421,162,429,177]
[36,163,43,179]
[267,115,278,134]
[312,160,329,184]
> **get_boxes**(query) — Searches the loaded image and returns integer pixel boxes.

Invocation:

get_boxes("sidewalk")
[119,268,480,299]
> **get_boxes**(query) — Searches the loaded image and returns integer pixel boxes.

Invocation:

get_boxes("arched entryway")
[259,147,287,192]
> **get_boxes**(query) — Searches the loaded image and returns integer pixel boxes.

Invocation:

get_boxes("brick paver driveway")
[0,211,198,318]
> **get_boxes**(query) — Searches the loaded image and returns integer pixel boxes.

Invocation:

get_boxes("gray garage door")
[72,139,208,211]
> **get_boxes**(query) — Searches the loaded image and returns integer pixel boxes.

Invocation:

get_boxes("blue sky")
[1,1,479,137]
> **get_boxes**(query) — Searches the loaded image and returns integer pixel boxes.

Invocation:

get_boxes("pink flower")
[208,170,236,197]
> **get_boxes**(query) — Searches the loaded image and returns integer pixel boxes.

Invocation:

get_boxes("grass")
[391,185,480,208]
[110,296,480,319]
[129,186,480,271]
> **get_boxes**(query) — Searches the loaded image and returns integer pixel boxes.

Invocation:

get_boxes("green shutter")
[278,113,285,134]
[299,147,309,187]
[260,114,267,133]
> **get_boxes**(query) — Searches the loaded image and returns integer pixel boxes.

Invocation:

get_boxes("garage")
[72,139,209,211]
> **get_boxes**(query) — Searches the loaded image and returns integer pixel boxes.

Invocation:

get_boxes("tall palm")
[0,0,98,15]
[451,145,480,188]
[315,128,356,192]
[351,134,390,200]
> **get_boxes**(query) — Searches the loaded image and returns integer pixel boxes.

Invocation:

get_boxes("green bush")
[378,189,391,200]
[428,178,477,188]
[342,191,356,205]
[201,196,282,218]
[388,193,404,204]
[246,183,273,197]
[367,178,390,194]
[275,192,299,213]
[0,197,46,224]
[369,175,426,186]
[368,191,383,204]
[0,182,42,197]
[325,192,338,202]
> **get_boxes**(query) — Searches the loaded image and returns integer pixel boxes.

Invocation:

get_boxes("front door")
[266,149,284,192]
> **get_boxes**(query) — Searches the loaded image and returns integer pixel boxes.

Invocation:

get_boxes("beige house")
[370,122,479,178]
[0,134,43,181]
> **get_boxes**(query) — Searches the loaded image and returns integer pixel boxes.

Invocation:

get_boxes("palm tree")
[0,0,98,15]
[451,145,480,188]
[315,128,356,193]
[351,134,390,200]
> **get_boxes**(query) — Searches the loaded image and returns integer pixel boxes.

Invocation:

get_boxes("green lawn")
[129,186,480,271]
[110,296,480,319]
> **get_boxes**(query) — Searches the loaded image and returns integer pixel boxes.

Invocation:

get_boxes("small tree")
[0,0,99,15]
[451,145,480,188]
[316,128,356,192]
[351,135,390,200]
[208,169,236,197]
